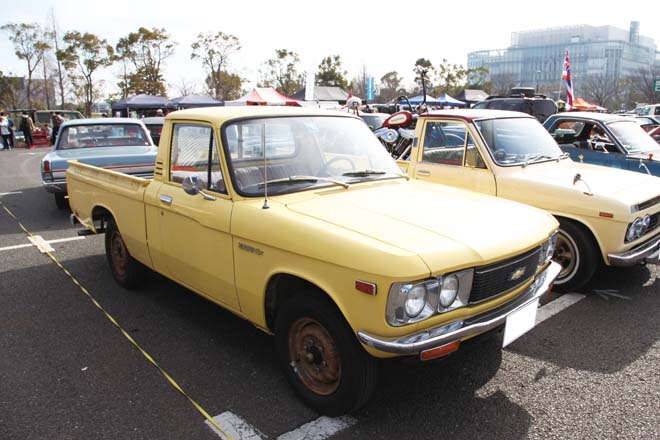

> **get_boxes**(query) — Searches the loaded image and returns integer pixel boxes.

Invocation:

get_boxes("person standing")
[7,115,16,148]
[50,112,64,145]
[20,111,35,148]
[0,112,11,151]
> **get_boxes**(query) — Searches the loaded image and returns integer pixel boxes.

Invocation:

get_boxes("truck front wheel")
[105,220,145,289]
[274,295,378,415]
[553,220,599,292]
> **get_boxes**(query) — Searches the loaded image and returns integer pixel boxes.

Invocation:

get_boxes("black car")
[472,88,557,123]
[141,116,164,146]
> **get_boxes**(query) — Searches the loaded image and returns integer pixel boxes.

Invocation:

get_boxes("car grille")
[469,246,542,304]
[634,194,660,213]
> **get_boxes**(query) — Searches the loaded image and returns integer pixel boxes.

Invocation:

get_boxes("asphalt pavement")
[0,148,658,439]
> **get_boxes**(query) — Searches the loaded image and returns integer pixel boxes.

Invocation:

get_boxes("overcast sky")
[2,0,659,98]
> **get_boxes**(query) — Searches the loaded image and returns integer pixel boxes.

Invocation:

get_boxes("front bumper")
[357,261,561,355]
[608,234,660,266]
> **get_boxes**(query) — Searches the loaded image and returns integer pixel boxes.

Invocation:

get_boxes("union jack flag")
[562,50,574,110]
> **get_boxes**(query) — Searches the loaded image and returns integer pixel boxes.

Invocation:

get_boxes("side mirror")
[182,175,201,195]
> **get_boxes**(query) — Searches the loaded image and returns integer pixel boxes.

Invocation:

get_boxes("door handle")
[159,195,173,205]
[416,170,431,176]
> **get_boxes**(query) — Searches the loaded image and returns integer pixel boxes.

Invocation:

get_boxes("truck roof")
[166,106,358,124]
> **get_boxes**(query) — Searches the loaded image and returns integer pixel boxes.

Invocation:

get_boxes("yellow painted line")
[0,200,232,439]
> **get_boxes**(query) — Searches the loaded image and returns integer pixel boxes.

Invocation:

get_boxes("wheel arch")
[264,273,346,334]
[552,214,606,264]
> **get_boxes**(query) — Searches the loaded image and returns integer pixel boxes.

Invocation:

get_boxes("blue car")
[41,118,158,208]
[543,112,660,176]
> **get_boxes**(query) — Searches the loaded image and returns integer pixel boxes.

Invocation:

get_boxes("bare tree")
[490,73,517,95]
[2,23,50,108]
[174,77,199,97]
[49,9,68,109]
[634,65,660,104]
[581,74,621,110]
[351,64,369,98]
[191,31,241,100]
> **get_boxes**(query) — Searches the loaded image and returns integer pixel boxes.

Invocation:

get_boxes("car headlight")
[386,269,474,326]
[625,215,651,243]
[404,284,428,317]
[539,232,558,267]
[439,275,459,308]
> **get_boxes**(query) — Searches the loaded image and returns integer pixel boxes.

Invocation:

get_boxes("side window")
[465,134,486,168]
[422,121,467,166]
[170,124,226,194]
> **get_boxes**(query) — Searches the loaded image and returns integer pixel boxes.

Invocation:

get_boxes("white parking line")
[0,191,23,196]
[0,243,33,252]
[536,292,586,325]
[0,235,84,254]
[277,415,357,440]
[205,412,263,439]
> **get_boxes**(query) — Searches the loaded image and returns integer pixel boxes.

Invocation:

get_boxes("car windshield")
[475,117,564,166]
[607,120,660,154]
[58,123,151,150]
[225,116,404,196]
[360,114,387,130]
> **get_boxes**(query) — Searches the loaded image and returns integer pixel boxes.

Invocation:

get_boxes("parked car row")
[41,104,660,416]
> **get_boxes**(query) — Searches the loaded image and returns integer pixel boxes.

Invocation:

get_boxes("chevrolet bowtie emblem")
[510,267,526,281]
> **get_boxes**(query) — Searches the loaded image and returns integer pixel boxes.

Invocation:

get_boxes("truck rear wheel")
[105,220,145,289]
[552,220,598,292]
[54,193,68,210]
[274,295,378,415]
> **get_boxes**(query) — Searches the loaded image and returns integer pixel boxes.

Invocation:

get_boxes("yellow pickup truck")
[67,107,559,415]
[397,109,660,291]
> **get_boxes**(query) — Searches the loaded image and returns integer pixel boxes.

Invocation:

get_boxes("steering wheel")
[318,156,356,176]
[493,149,507,161]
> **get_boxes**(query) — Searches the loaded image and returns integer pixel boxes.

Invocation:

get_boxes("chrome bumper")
[608,235,660,266]
[357,261,561,355]
[42,179,66,193]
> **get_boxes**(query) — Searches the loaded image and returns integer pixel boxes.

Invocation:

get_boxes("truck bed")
[66,161,153,267]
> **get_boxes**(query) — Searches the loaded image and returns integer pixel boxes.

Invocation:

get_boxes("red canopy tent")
[572,98,607,112]
[226,88,302,106]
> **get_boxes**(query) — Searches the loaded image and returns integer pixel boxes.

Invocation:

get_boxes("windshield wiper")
[257,175,350,189]
[342,169,387,177]
[522,154,557,167]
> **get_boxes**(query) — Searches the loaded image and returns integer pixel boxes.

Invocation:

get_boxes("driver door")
[410,119,497,195]
[154,122,238,309]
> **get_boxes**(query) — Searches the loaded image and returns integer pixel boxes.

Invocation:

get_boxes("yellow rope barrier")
[0,200,232,440]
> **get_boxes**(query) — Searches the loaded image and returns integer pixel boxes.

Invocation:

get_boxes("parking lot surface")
[1,149,659,439]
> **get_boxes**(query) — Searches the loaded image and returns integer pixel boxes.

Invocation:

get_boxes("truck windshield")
[608,120,660,154]
[58,123,151,149]
[225,116,404,196]
[475,117,564,166]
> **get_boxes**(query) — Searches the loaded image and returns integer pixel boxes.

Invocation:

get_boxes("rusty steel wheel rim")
[288,317,341,396]
[110,232,128,278]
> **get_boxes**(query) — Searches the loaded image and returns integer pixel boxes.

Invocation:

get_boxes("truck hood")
[285,180,557,272]
[502,159,660,208]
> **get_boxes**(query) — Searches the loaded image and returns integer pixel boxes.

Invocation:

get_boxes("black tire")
[274,295,379,415]
[105,219,145,289]
[54,193,68,210]
[552,219,599,292]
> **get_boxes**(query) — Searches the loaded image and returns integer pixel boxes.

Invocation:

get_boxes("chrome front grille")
[469,246,542,304]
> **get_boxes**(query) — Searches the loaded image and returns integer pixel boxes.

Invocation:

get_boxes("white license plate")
[503,299,539,347]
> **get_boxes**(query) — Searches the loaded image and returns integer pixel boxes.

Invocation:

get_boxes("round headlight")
[633,218,645,238]
[404,284,427,317]
[627,223,638,242]
[439,275,459,308]
[546,234,557,262]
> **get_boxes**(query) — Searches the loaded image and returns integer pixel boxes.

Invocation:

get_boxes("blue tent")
[437,93,466,107]
[110,94,176,117]
[170,94,224,109]
[402,95,443,106]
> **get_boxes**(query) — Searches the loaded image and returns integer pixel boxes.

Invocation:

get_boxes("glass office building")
[468,22,658,93]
